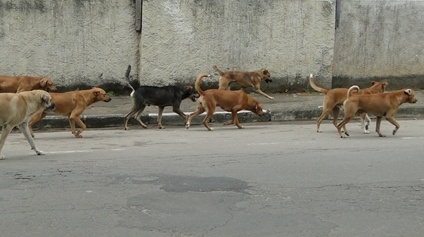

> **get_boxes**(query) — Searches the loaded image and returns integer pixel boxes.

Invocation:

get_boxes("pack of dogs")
[0,67,418,159]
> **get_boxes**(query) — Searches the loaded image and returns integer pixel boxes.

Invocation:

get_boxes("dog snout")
[47,102,55,110]
[48,85,58,92]
[104,97,112,102]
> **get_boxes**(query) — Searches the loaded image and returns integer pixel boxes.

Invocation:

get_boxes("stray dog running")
[0,90,55,159]
[336,86,417,138]
[123,65,197,130]
[185,73,265,131]
[0,75,57,92]
[309,74,387,133]
[213,65,274,100]
[29,87,112,138]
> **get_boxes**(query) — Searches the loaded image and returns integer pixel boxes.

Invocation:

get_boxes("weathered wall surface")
[0,0,137,92]
[1,0,422,94]
[333,1,424,90]
[0,0,336,94]
[141,0,335,92]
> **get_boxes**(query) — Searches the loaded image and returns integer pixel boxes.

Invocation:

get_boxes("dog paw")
[0,155,4,160]
[364,130,370,134]
[269,96,274,100]
[35,150,44,155]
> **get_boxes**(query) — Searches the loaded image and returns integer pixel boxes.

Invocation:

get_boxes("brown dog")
[309,74,387,133]
[0,75,57,93]
[29,87,111,138]
[336,86,417,138]
[213,65,274,100]
[0,90,55,159]
[185,73,264,131]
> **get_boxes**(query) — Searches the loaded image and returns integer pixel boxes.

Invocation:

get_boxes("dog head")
[35,90,55,110]
[369,81,388,93]
[182,85,198,102]
[92,87,112,102]
[260,69,272,83]
[252,101,265,116]
[40,77,57,92]
[404,89,418,104]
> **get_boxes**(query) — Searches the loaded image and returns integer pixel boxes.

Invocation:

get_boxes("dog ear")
[40,78,48,87]
[404,89,412,95]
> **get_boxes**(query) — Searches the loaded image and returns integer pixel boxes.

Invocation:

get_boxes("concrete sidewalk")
[32,90,424,130]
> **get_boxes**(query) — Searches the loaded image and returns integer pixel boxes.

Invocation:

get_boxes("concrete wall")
[141,0,335,92]
[333,0,424,90]
[0,0,335,94]
[1,0,422,94]
[0,0,137,92]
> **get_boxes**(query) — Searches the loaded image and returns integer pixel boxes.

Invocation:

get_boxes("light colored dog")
[0,75,57,93]
[29,87,111,138]
[336,86,417,138]
[309,74,387,133]
[0,90,55,159]
[186,73,265,131]
[213,65,274,100]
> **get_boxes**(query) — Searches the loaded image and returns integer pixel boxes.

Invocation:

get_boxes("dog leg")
[186,106,205,129]
[134,106,148,129]
[0,125,14,159]
[316,108,333,133]
[124,108,139,130]
[254,85,274,100]
[157,107,165,129]
[375,116,385,137]
[17,123,43,155]
[385,116,400,136]
[360,113,371,134]
[172,106,188,125]
[336,116,353,138]
[332,107,350,136]
[202,110,215,131]
[70,116,87,138]
[231,111,243,129]
[125,105,147,130]
[28,111,47,138]
[218,77,230,90]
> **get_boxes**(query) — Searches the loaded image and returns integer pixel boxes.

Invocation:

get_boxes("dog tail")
[212,65,224,75]
[124,65,139,97]
[309,74,328,94]
[347,85,360,99]
[195,73,211,96]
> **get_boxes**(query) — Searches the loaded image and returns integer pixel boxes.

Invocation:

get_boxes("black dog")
[123,65,197,130]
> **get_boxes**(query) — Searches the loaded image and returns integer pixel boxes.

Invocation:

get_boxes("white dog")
[0,90,55,159]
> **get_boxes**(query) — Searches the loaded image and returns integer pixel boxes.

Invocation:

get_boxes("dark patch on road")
[111,174,251,194]
[158,175,250,194]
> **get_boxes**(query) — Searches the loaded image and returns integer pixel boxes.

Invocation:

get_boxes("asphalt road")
[1,120,423,237]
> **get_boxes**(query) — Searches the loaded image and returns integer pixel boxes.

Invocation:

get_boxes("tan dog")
[185,73,265,131]
[0,90,55,159]
[0,75,57,93]
[213,65,274,100]
[309,74,387,133]
[29,87,111,138]
[336,86,417,138]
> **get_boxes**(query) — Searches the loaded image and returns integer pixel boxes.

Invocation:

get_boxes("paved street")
[1,120,424,237]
